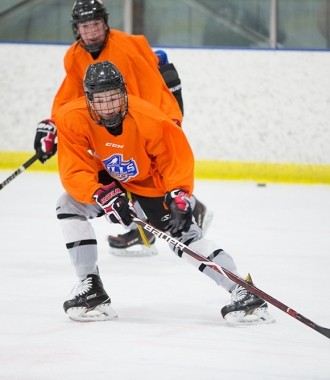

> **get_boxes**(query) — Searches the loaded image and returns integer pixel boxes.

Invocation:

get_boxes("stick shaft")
[0,153,40,190]
[133,217,330,339]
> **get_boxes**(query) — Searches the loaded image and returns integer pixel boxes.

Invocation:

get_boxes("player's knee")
[56,193,84,220]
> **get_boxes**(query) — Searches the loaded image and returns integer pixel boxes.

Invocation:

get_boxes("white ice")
[0,171,329,380]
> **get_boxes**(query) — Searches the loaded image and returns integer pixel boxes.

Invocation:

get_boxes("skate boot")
[63,274,118,322]
[192,197,213,236]
[108,227,158,257]
[221,274,275,325]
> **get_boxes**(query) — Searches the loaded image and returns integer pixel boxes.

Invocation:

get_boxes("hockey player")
[55,60,273,325]
[34,0,212,256]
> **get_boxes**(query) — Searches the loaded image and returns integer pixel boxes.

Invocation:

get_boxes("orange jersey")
[52,30,182,124]
[56,94,194,204]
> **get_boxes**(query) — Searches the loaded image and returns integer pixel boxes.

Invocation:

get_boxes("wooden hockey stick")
[133,216,330,340]
[0,153,41,190]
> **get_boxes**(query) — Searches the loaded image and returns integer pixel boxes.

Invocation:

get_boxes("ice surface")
[0,172,329,380]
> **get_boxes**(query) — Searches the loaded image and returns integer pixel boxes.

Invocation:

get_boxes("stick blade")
[315,326,330,339]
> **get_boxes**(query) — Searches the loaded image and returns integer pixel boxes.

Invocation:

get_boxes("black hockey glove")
[93,183,135,226]
[164,189,192,236]
[155,50,184,116]
[34,119,57,163]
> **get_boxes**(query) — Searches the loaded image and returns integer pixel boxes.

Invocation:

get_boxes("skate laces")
[231,285,249,302]
[69,276,93,298]
[231,274,254,302]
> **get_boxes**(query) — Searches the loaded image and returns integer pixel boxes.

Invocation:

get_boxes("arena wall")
[1,43,329,183]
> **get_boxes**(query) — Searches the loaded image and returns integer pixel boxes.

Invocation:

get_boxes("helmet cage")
[86,91,128,129]
[84,61,128,129]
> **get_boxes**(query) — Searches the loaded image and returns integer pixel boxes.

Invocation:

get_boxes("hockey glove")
[164,189,192,236]
[159,63,184,115]
[155,50,184,116]
[34,119,57,163]
[93,183,135,226]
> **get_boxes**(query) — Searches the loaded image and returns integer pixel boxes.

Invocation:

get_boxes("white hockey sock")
[188,238,239,292]
[59,217,99,280]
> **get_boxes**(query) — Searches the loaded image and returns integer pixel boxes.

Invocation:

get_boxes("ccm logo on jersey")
[105,142,124,148]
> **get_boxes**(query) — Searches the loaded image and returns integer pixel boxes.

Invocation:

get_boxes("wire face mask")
[88,89,128,129]
[77,19,108,54]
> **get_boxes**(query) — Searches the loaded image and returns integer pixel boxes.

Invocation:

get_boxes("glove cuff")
[93,183,122,203]
[165,189,191,210]
[38,119,56,128]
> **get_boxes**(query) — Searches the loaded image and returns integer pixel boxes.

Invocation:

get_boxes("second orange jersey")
[52,30,182,125]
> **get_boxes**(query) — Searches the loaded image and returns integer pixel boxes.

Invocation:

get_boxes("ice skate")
[192,198,213,236]
[221,274,275,325]
[63,274,118,322]
[108,228,158,257]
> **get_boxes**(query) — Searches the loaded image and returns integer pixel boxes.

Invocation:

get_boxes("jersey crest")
[102,154,138,182]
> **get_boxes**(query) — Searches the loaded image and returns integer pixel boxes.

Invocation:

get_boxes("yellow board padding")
[1,151,330,184]
[194,160,330,184]
[0,151,58,172]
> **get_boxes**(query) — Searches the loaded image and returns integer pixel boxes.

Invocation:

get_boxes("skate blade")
[109,245,158,257]
[224,307,276,326]
[66,303,118,322]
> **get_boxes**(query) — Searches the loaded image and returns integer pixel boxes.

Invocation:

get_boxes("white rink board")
[1,43,330,164]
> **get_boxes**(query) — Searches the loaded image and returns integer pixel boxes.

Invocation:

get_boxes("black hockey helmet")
[84,60,128,130]
[71,0,109,52]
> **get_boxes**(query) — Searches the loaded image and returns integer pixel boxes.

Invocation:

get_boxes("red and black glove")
[34,119,57,163]
[164,189,192,236]
[93,183,135,226]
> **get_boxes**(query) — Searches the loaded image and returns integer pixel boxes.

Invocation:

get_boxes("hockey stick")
[133,217,330,340]
[0,152,41,190]
[127,191,151,247]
